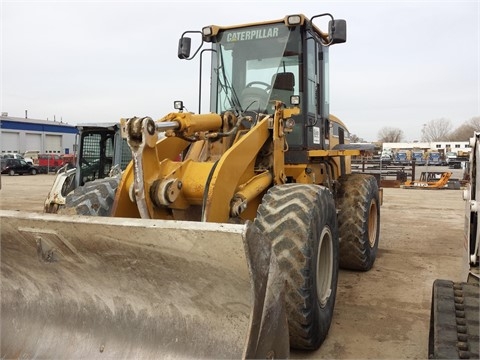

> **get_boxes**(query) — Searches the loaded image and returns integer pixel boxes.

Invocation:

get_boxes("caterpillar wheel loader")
[1,13,381,359]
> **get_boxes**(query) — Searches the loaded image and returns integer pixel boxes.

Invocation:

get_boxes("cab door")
[305,32,330,151]
[285,31,330,164]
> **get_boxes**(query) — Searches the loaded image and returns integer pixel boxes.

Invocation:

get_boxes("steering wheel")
[81,158,92,167]
[245,81,271,91]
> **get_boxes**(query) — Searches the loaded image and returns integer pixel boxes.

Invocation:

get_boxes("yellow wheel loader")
[1,14,381,359]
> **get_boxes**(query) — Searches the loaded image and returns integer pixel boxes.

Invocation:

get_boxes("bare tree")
[350,134,361,143]
[450,116,480,141]
[471,116,480,130]
[421,118,452,141]
[377,127,403,142]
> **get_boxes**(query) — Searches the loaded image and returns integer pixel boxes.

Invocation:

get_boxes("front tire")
[254,184,339,350]
[336,173,380,271]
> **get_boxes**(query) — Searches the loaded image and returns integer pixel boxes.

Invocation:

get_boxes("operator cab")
[178,14,347,163]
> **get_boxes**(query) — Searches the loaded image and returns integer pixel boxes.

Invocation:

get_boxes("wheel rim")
[316,226,333,308]
[368,199,378,248]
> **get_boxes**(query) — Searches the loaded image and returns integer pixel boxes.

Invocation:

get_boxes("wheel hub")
[316,226,333,308]
[368,200,378,248]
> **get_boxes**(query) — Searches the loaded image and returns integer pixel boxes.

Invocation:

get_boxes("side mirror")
[178,37,191,59]
[328,19,347,44]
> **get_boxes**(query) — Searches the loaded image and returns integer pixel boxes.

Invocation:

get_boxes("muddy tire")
[336,173,380,271]
[59,176,120,216]
[254,184,339,350]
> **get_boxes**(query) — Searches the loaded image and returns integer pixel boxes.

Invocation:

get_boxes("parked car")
[23,150,40,161]
[380,154,392,165]
[36,154,64,173]
[1,158,38,176]
[1,153,33,165]
[61,154,76,167]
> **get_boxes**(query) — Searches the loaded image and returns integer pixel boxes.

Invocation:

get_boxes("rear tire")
[254,184,339,350]
[59,176,120,216]
[336,173,380,271]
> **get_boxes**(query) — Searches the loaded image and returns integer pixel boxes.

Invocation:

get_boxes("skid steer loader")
[44,122,132,213]
[1,14,381,359]
[428,132,479,359]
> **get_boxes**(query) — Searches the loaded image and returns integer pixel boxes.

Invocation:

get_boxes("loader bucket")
[0,210,289,359]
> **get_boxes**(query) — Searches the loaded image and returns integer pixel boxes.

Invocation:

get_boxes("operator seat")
[240,87,269,112]
[270,72,295,106]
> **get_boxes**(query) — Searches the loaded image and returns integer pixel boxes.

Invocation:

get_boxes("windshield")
[210,23,302,114]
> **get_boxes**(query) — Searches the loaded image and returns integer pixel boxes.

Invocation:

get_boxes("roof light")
[202,26,213,37]
[287,15,302,26]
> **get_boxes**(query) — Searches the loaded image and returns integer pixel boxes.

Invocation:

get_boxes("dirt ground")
[0,169,469,359]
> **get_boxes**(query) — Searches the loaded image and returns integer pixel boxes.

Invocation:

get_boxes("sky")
[1,0,479,142]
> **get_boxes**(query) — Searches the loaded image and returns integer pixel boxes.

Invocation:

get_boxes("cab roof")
[204,14,329,42]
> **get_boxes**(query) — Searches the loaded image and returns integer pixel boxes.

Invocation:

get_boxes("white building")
[383,141,471,155]
[0,114,77,155]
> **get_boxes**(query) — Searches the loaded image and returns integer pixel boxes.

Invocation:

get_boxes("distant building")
[382,141,471,155]
[0,114,77,155]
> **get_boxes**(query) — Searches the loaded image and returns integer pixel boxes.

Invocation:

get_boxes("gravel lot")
[0,169,469,358]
